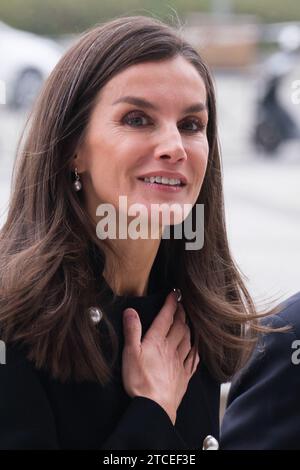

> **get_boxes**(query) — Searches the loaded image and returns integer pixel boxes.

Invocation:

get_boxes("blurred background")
[0,1,299,414]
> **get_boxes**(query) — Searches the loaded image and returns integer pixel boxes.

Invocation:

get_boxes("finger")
[184,346,200,375]
[145,290,178,340]
[166,311,189,349]
[176,302,186,323]
[123,308,142,354]
[177,328,191,361]
[166,302,187,347]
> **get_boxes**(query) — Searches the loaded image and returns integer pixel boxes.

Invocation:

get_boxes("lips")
[137,178,184,192]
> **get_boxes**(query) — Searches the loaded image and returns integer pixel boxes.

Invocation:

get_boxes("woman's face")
[75,55,209,231]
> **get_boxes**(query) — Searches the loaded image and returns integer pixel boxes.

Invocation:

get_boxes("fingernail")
[124,308,136,321]
[172,288,182,302]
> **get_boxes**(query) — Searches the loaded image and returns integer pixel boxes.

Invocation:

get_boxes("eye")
[180,118,207,133]
[123,111,151,127]
[122,110,207,133]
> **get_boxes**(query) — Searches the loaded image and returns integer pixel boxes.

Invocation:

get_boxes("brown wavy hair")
[0,15,279,385]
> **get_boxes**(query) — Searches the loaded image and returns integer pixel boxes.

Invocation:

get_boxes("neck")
[102,237,162,297]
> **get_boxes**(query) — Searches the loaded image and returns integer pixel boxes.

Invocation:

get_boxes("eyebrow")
[112,95,207,114]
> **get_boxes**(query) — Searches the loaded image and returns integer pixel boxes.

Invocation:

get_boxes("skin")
[122,290,200,425]
[74,55,209,296]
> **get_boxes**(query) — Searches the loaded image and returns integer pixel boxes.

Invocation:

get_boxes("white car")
[0,21,63,108]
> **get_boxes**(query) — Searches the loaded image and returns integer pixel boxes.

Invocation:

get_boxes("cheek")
[193,139,209,179]
[188,140,209,203]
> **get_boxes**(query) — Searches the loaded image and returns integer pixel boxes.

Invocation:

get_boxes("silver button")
[202,435,219,450]
[88,306,103,324]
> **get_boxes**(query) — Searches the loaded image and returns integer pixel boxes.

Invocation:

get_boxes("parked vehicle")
[252,24,300,155]
[253,67,299,154]
[0,20,62,109]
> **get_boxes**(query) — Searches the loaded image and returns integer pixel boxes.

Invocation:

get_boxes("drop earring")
[73,167,82,191]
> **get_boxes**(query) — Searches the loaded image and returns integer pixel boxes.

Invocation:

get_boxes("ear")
[71,151,87,173]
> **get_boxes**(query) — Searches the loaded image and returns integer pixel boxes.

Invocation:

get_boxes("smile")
[137,178,185,193]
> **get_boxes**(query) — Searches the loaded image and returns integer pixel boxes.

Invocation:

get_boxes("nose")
[153,126,188,163]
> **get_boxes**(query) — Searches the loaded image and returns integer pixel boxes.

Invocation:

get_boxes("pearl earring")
[73,167,82,191]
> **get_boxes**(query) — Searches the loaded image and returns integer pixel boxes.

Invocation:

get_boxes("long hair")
[0,15,277,385]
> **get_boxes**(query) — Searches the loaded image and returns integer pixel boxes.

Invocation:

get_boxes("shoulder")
[0,341,42,389]
[273,291,300,336]
[247,291,300,371]
[254,291,300,360]
[0,340,54,403]
[221,292,300,449]
[223,291,300,396]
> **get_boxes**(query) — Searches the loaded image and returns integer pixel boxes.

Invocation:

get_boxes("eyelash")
[122,110,207,133]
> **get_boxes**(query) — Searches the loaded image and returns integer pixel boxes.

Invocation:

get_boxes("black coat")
[221,291,300,450]
[0,274,220,450]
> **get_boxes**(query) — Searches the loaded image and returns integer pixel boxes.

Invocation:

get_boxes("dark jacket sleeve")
[220,294,300,450]
[100,396,188,450]
[0,343,188,450]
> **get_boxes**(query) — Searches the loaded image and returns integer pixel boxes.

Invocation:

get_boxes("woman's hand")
[122,290,200,425]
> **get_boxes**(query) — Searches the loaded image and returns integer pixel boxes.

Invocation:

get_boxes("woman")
[0,15,266,450]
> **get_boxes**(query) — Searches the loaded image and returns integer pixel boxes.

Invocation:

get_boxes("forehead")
[100,55,207,106]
